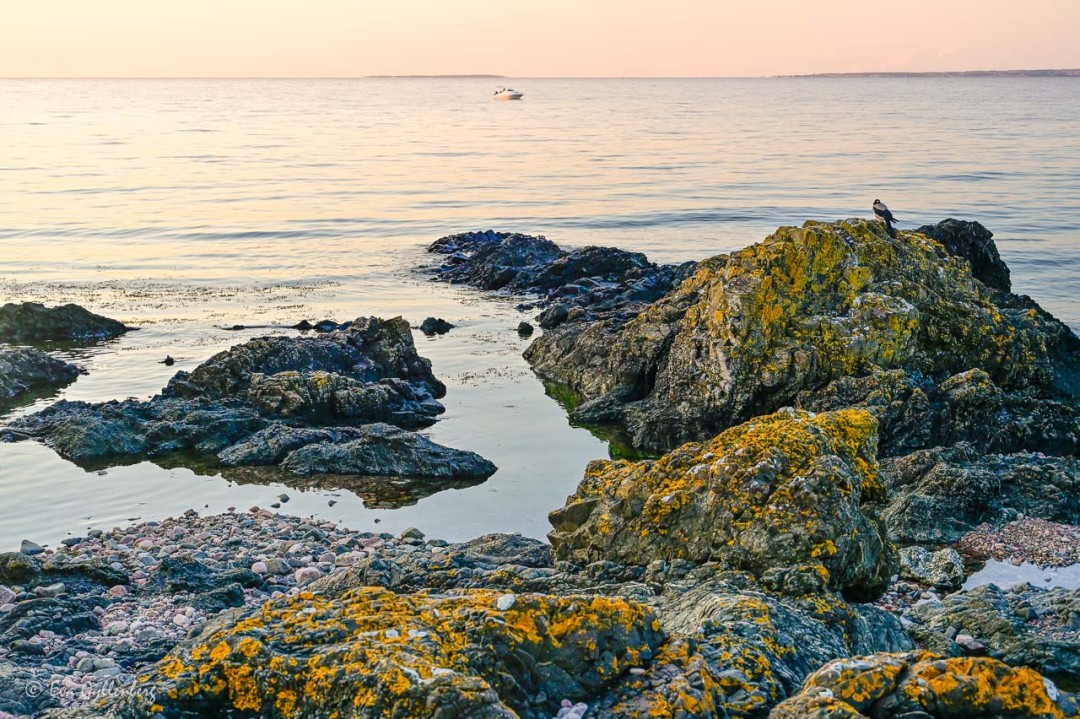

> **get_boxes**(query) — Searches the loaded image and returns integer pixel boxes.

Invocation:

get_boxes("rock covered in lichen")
[112,587,664,719]
[524,218,1080,454]
[0,346,82,402]
[0,302,129,343]
[548,408,895,601]
[897,546,965,591]
[770,652,1079,718]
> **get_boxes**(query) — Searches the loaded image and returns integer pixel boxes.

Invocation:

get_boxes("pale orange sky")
[2,0,1079,78]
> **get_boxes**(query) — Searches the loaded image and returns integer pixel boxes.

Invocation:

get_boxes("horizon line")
[2,67,1080,81]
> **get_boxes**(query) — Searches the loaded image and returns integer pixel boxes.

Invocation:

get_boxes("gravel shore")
[958,517,1080,568]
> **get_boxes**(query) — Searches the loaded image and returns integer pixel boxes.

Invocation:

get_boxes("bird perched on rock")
[873,199,897,237]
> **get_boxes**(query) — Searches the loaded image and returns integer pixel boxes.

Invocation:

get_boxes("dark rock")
[0,302,128,343]
[548,408,895,602]
[161,355,175,366]
[0,553,40,585]
[191,583,245,613]
[881,444,1080,544]
[916,218,1011,292]
[18,540,44,556]
[279,422,498,479]
[418,317,455,335]
[517,321,535,337]
[0,346,82,402]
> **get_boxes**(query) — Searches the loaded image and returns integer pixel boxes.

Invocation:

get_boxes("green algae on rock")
[548,408,895,602]
[525,219,1080,454]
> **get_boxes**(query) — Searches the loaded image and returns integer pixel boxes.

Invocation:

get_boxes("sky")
[2,0,1079,78]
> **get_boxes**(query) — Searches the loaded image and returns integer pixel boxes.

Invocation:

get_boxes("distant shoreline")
[778,68,1080,78]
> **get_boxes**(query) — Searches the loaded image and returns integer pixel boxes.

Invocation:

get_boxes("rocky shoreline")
[0,218,1077,718]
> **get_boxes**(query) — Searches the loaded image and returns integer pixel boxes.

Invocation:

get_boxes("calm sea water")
[1,78,1078,549]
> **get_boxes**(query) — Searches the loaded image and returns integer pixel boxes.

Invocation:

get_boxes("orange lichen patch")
[550,407,892,597]
[902,656,1070,718]
[133,587,664,718]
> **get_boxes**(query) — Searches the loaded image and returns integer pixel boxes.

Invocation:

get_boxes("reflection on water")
[1,77,1078,546]
[963,559,1080,591]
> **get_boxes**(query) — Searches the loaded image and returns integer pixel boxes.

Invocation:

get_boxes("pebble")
[35,582,66,598]
[251,561,269,574]
[19,539,45,555]
[496,593,517,611]
[0,585,15,605]
[294,567,324,586]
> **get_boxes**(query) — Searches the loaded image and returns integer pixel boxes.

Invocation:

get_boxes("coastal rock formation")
[915,218,1011,292]
[1,317,496,485]
[905,583,1080,680]
[0,302,128,343]
[112,587,666,719]
[548,408,895,601]
[896,546,965,591]
[419,316,455,335]
[881,444,1080,544]
[517,219,1079,454]
[770,652,1079,718]
[0,346,82,402]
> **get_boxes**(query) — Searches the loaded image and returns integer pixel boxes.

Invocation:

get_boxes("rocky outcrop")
[111,587,666,719]
[771,652,1078,718]
[548,408,895,601]
[897,546,965,590]
[278,422,497,479]
[1,317,496,487]
[520,219,1079,454]
[915,218,1011,292]
[0,346,82,402]
[905,583,1080,681]
[881,444,1080,544]
[0,302,128,343]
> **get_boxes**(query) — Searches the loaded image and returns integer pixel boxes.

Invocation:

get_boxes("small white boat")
[493,86,523,101]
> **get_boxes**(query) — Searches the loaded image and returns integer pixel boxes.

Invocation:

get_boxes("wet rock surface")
[1,316,496,485]
[0,302,129,344]
[0,347,82,403]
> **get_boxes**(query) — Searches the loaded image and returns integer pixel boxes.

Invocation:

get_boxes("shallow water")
[963,560,1080,591]
[1,77,1078,548]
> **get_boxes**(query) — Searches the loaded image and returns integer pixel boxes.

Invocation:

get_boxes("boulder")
[279,422,498,479]
[916,218,1011,292]
[881,444,1080,545]
[523,219,1080,454]
[770,652,1078,718]
[0,302,128,343]
[897,546,966,590]
[418,317,455,335]
[548,408,895,601]
[112,587,665,719]
[0,346,82,402]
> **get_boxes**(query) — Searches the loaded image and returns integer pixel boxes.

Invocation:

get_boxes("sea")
[1,77,1078,549]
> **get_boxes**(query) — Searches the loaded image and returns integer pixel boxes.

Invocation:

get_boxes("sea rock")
[418,317,455,335]
[881,444,1080,544]
[0,302,128,343]
[245,370,443,427]
[916,217,1011,292]
[770,651,1078,718]
[165,315,444,401]
[897,546,966,590]
[0,346,82,402]
[548,408,895,601]
[522,219,1080,454]
[279,422,498,479]
[110,587,665,719]
[905,583,1080,679]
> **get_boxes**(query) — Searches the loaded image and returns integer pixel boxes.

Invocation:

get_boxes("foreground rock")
[771,651,1078,718]
[0,347,82,403]
[549,408,895,601]
[1,317,496,487]
[516,219,1079,456]
[0,302,128,343]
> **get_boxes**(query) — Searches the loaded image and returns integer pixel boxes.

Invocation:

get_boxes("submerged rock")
[0,302,128,343]
[418,316,455,335]
[771,651,1078,718]
[548,408,895,601]
[0,346,82,402]
[522,219,1080,454]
